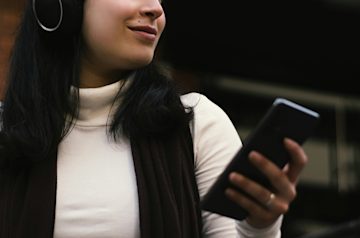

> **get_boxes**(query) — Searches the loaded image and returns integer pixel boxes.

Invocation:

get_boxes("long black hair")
[0,0,193,170]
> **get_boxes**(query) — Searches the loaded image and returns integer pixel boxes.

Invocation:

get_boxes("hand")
[225,138,308,228]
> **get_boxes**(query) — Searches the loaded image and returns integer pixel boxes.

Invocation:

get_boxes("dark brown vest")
[0,127,203,238]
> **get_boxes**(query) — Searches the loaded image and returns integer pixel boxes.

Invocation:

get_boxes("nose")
[139,0,164,20]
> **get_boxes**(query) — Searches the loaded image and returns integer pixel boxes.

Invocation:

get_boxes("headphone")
[32,0,83,35]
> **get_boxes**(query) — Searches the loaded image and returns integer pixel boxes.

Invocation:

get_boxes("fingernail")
[284,138,296,147]
[229,172,235,180]
[249,151,261,163]
[225,188,235,197]
[229,172,241,182]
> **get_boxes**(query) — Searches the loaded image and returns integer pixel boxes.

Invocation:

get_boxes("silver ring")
[264,193,275,206]
[33,0,63,32]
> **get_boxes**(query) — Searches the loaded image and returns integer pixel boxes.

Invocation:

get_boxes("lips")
[128,26,158,36]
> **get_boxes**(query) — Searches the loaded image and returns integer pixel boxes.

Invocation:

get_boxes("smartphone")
[200,98,320,220]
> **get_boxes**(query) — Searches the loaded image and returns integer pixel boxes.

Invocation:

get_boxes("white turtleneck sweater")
[53,81,282,238]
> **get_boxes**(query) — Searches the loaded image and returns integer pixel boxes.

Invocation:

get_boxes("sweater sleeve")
[181,93,282,238]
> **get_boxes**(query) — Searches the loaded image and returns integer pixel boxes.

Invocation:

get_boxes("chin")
[126,54,154,70]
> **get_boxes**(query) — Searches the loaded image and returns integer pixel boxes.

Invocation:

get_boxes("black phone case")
[200,98,320,220]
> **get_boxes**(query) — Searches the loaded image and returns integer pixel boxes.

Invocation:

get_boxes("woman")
[0,0,307,237]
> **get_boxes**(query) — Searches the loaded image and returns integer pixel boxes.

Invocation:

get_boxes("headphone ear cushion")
[33,0,83,36]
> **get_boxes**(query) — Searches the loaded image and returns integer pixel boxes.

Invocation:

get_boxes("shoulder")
[180,92,242,167]
[180,92,238,134]
[180,92,230,123]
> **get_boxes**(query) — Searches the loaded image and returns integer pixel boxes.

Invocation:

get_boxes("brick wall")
[0,0,26,99]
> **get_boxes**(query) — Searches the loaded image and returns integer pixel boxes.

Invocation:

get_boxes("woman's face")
[81,0,165,73]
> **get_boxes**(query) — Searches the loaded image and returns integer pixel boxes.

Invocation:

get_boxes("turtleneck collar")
[73,79,128,127]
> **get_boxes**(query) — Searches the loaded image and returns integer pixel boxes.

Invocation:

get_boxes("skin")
[79,0,165,88]
[79,0,308,230]
[225,138,307,228]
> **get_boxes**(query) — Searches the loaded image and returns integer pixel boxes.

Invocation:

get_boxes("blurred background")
[1,0,360,237]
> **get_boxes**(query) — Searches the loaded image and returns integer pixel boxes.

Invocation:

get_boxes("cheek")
[82,0,133,44]
[158,15,166,37]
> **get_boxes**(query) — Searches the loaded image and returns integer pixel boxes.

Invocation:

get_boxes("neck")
[79,54,131,88]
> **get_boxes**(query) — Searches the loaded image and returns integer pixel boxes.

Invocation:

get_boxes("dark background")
[162,0,359,97]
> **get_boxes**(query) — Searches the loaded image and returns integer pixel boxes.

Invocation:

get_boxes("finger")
[284,138,308,184]
[225,188,287,226]
[225,188,272,215]
[248,151,291,192]
[282,163,289,173]
[228,172,273,205]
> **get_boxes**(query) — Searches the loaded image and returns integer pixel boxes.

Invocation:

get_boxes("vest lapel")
[131,127,203,238]
[0,151,57,238]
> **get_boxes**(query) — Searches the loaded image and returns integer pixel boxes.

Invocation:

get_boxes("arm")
[181,93,285,237]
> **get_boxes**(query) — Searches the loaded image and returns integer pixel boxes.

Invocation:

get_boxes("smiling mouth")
[128,26,157,36]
